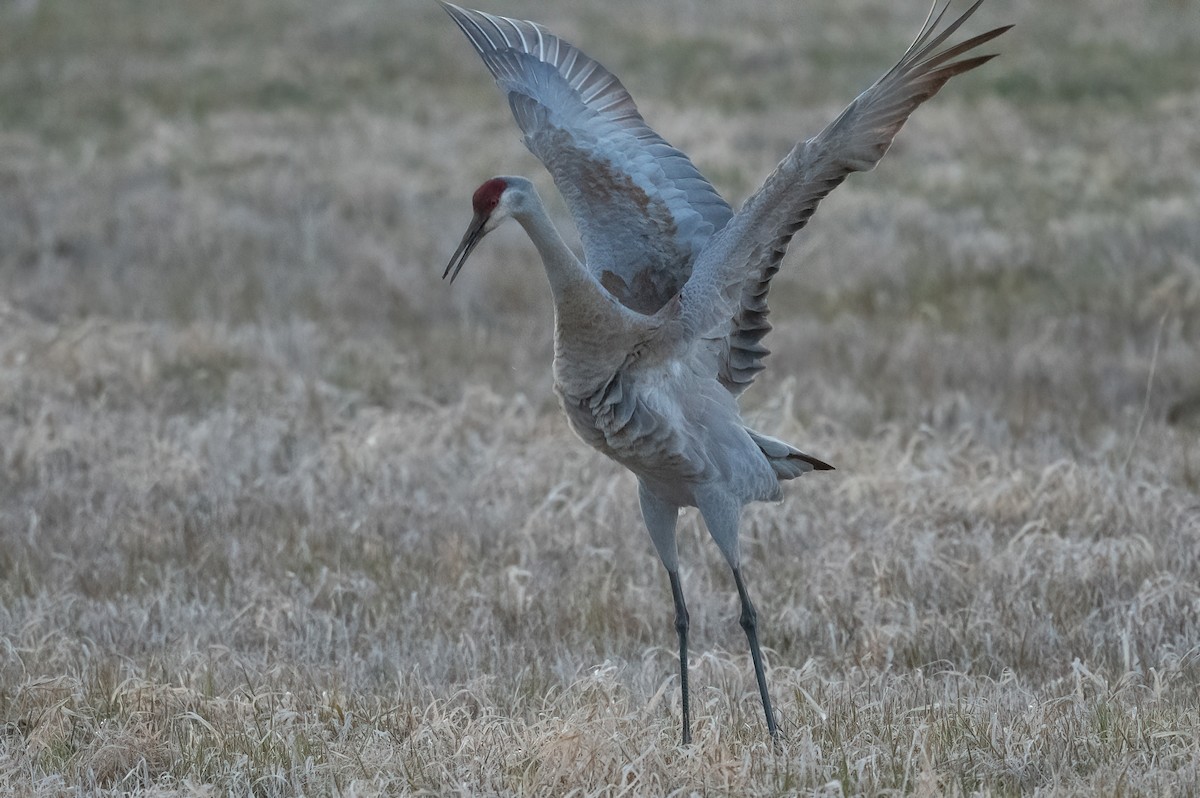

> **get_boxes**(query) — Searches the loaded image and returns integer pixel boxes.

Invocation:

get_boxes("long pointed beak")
[444,212,488,284]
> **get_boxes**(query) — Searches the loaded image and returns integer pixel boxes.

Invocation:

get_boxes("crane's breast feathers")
[555,369,703,481]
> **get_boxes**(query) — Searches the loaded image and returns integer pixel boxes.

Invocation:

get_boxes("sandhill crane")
[440,0,1008,744]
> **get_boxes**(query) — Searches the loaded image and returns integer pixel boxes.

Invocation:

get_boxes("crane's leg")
[638,482,691,745]
[666,569,691,745]
[732,565,778,739]
[697,495,779,739]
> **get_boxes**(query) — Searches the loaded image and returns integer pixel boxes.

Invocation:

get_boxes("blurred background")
[2,0,1197,411]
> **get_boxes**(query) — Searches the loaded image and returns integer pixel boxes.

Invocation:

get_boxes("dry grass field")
[1,0,1199,794]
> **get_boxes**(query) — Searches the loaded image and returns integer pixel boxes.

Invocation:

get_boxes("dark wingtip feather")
[792,452,835,471]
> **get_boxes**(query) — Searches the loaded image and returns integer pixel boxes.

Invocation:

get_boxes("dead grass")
[1,0,1199,795]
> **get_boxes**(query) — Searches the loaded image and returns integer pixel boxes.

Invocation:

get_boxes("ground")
[0,0,1198,795]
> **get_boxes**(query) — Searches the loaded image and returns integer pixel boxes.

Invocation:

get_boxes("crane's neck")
[511,196,589,305]
[511,188,661,390]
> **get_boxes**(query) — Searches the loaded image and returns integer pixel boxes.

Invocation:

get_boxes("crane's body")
[440,0,1009,744]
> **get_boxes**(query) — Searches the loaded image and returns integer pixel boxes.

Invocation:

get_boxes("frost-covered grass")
[1,0,1198,795]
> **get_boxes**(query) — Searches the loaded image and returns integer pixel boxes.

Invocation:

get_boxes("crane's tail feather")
[747,429,834,481]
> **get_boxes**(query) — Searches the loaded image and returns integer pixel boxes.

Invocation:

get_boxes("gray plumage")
[440,0,1009,745]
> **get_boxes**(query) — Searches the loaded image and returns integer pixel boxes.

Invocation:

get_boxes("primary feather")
[681,0,1011,375]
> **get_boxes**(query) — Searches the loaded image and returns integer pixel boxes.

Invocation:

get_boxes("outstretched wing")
[442,3,733,314]
[680,0,1010,395]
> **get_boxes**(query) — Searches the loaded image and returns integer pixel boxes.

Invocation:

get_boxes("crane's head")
[444,176,518,283]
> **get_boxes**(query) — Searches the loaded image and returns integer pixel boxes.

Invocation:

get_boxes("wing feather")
[682,0,1010,395]
[442,3,734,314]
